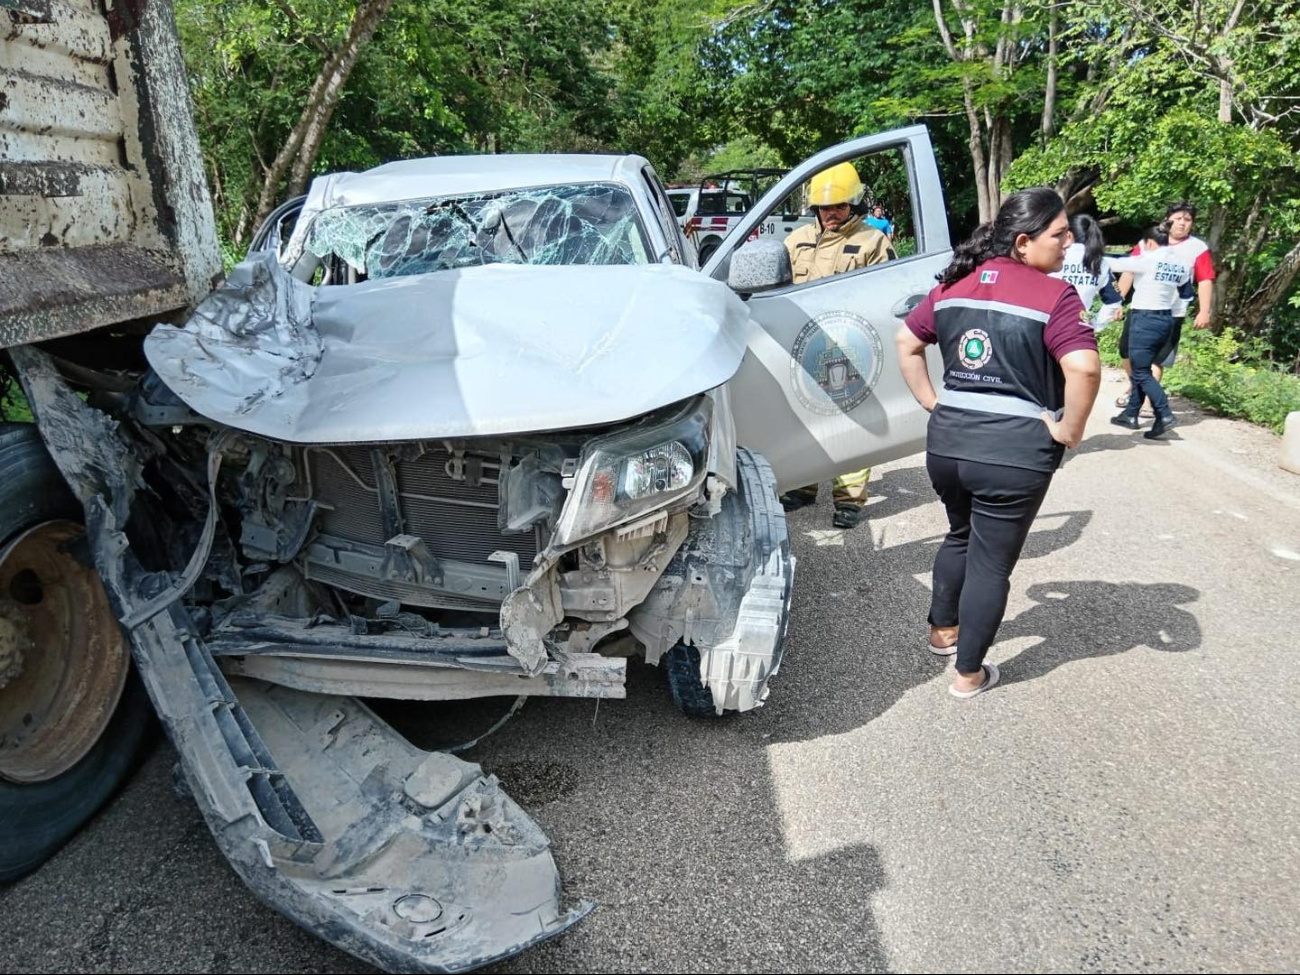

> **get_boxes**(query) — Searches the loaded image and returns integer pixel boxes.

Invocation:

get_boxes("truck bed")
[0,0,220,348]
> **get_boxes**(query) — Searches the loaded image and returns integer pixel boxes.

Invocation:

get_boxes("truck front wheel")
[665,642,720,718]
[0,424,153,883]
[661,447,792,718]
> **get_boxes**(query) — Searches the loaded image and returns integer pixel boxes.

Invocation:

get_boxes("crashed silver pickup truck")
[1,2,952,969]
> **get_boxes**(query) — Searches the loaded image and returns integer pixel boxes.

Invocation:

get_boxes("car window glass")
[641,167,685,263]
[696,192,751,216]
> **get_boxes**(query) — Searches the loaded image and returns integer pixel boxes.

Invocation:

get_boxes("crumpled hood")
[145,253,750,443]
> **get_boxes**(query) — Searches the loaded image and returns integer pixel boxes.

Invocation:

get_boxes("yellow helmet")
[807,162,864,207]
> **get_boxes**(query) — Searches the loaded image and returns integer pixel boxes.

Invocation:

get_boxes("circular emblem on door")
[789,311,884,416]
[959,328,993,369]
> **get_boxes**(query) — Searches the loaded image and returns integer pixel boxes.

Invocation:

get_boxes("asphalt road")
[4,370,1300,974]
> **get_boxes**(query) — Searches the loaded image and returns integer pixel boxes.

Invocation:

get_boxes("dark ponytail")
[937,186,1066,286]
[1069,213,1105,276]
[938,223,996,287]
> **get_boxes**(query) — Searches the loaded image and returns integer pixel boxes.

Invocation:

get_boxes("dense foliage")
[162,0,1300,429]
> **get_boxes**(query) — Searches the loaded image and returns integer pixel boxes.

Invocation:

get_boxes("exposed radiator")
[302,445,539,566]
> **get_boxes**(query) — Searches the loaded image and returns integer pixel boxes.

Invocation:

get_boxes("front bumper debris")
[11,346,589,973]
[628,446,794,713]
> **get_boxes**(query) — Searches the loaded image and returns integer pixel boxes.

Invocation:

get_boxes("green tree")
[602,1,737,174]
[179,0,630,250]
[1007,0,1300,336]
[705,0,982,229]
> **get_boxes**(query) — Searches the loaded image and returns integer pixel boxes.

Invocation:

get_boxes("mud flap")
[11,347,589,973]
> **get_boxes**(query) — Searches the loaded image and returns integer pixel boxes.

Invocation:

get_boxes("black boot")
[1110,411,1140,430]
[1144,412,1179,439]
[832,503,862,530]
[779,490,817,512]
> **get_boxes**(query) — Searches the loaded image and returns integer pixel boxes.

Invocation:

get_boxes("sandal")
[928,626,958,656]
[949,662,1000,699]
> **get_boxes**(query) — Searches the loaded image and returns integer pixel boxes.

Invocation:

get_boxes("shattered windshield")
[301,182,651,280]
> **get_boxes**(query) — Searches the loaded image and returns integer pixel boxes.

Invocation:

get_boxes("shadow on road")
[761,506,1094,746]
[996,580,1202,686]
[1075,432,1180,455]
[863,465,943,521]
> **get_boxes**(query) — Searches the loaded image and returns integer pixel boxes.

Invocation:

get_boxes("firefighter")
[780,161,895,529]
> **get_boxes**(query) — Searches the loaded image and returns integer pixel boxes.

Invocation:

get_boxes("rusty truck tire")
[0,423,154,883]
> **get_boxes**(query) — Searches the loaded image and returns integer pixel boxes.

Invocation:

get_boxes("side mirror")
[727,239,792,295]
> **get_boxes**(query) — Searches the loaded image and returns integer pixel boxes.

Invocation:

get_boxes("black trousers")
[1119,315,1183,366]
[926,453,1053,675]
[1123,309,1174,416]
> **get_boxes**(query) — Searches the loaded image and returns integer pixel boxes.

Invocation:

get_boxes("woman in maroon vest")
[895,188,1102,698]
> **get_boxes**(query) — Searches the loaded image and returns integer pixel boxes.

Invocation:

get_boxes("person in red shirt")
[895,187,1101,699]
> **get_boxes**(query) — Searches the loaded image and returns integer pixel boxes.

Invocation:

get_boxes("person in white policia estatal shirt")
[1107,225,1194,439]
[1115,201,1215,405]
[1051,213,1124,332]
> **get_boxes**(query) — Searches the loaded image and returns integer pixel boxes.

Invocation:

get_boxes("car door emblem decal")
[790,310,884,416]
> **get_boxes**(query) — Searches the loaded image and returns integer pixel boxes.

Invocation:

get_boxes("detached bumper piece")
[206,616,626,703]
[139,604,589,973]
[695,447,793,712]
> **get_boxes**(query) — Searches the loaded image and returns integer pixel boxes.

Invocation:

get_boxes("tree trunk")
[984,114,1013,216]
[1236,240,1300,335]
[1208,206,1229,255]
[1209,215,1230,331]
[985,123,1001,216]
[996,114,1014,202]
[1041,3,1059,142]
[1056,170,1098,214]
[935,0,992,223]
[1218,77,1234,122]
[234,205,251,250]
[251,0,396,232]
[1216,0,1247,124]
[965,87,993,223]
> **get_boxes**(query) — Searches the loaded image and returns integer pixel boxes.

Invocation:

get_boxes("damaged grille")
[299,444,539,606]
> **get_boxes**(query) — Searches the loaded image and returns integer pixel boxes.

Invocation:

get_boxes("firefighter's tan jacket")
[784,214,894,284]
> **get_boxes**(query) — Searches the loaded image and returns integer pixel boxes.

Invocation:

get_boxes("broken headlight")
[554,397,712,545]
